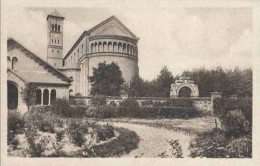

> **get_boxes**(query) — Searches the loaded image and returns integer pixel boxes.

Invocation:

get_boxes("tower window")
[57,50,59,53]
[58,25,60,31]
[52,24,54,31]
[12,57,18,70]
[55,39,56,43]
[55,24,57,31]
[52,50,53,53]
[58,40,59,44]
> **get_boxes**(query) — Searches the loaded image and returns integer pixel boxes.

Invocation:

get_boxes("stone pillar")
[41,89,44,105]
[48,89,51,105]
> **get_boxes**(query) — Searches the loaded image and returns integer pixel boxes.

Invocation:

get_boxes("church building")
[7,10,139,111]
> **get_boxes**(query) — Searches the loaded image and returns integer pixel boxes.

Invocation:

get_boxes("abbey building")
[7,10,139,111]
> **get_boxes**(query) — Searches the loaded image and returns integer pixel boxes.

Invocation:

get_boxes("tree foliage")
[90,62,125,96]
[21,83,37,111]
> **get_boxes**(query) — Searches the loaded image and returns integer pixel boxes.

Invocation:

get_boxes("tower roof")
[47,9,64,20]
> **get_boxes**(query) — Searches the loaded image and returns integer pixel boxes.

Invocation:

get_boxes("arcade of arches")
[8,82,57,110]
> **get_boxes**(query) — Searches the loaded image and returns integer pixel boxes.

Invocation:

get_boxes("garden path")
[102,122,195,158]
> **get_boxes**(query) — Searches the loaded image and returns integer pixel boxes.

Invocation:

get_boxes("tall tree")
[21,83,37,111]
[90,62,125,96]
[156,66,175,97]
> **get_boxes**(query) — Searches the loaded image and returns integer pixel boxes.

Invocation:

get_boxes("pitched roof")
[64,15,139,60]
[88,15,138,39]
[47,9,65,20]
[8,37,72,84]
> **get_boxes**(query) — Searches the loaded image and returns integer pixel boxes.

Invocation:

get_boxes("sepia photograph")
[1,0,260,165]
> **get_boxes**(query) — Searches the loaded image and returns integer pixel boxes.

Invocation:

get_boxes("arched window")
[52,50,54,53]
[127,44,130,54]
[130,45,133,54]
[95,42,98,52]
[91,43,94,53]
[123,43,126,53]
[58,40,59,44]
[55,24,57,31]
[52,39,53,43]
[36,89,41,105]
[50,89,56,104]
[98,42,103,52]
[55,39,56,43]
[12,57,18,70]
[108,42,112,52]
[103,42,108,52]
[43,89,49,105]
[58,25,60,31]
[52,24,54,31]
[118,43,122,52]
[7,56,10,61]
[69,89,73,96]
[113,42,118,52]
[57,50,59,53]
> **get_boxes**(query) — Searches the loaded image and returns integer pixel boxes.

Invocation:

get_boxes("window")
[50,89,56,104]
[52,24,54,31]
[52,39,53,43]
[58,40,59,44]
[12,57,18,70]
[57,50,59,53]
[52,49,53,53]
[58,25,60,31]
[55,39,56,43]
[7,56,10,61]
[36,89,42,105]
[43,89,49,105]
[55,24,57,31]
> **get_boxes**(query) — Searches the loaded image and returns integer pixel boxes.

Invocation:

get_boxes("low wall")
[70,96,214,114]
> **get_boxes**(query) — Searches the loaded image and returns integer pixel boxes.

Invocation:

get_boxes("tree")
[21,83,37,111]
[156,66,175,97]
[90,62,125,96]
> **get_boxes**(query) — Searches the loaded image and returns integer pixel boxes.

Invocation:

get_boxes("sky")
[7,5,252,81]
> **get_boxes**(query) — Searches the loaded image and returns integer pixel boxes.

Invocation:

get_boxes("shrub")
[226,137,252,158]
[8,110,25,144]
[141,100,153,106]
[89,95,107,107]
[24,109,56,133]
[86,105,117,119]
[25,127,44,157]
[56,130,65,142]
[67,120,88,147]
[189,129,228,158]
[95,124,115,142]
[10,136,20,150]
[51,98,71,117]
[118,98,140,117]
[109,101,117,106]
[213,97,252,137]
[169,139,183,158]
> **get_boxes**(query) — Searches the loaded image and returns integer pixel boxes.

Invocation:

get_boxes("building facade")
[59,14,139,96]
[7,10,139,111]
[7,38,71,113]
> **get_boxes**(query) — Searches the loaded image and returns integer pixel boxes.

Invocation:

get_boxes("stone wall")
[71,96,215,115]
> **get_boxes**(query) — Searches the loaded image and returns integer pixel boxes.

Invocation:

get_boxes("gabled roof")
[88,15,138,39]
[64,15,139,60]
[47,9,65,20]
[8,37,72,84]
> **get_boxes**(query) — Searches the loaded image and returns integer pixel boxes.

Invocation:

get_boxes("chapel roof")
[64,15,139,60]
[7,37,72,84]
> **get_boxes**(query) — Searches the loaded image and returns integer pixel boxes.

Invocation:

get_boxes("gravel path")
[106,122,194,158]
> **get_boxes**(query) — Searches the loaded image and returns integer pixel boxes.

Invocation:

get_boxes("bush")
[226,137,252,158]
[86,105,117,119]
[213,97,252,137]
[25,127,44,157]
[189,129,228,158]
[24,109,56,133]
[8,110,25,144]
[118,98,140,117]
[89,95,107,107]
[67,120,88,147]
[56,130,65,142]
[140,99,194,107]
[96,124,115,142]
[109,101,117,106]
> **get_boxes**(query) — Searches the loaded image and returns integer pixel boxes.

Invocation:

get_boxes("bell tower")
[47,9,65,68]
